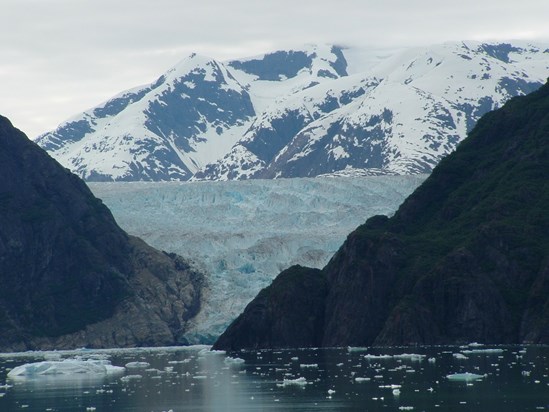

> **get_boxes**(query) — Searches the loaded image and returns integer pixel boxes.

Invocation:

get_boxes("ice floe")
[7,359,124,380]
[446,372,486,381]
[280,377,308,386]
[125,361,151,369]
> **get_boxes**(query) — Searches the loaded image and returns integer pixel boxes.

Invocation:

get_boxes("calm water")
[0,345,547,411]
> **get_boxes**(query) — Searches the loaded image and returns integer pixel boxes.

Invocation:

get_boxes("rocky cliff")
[0,115,203,352]
[214,80,549,350]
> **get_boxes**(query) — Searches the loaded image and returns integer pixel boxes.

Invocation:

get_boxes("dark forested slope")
[0,116,203,351]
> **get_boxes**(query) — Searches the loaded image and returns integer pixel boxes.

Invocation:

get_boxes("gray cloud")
[2,0,549,137]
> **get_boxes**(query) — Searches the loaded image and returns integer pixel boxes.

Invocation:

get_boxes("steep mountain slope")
[37,54,255,181]
[37,42,549,181]
[213,80,549,350]
[0,115,203,351]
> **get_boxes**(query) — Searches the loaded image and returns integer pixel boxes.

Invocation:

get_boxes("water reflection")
[0,345,547,411]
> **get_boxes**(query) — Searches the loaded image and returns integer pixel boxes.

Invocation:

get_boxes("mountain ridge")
[36,41,549,181]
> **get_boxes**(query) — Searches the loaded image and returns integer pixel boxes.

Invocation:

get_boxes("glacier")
[89,175,425,343]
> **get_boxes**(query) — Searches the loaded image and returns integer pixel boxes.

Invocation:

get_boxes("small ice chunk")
[327,389,336,395]
[393,354,426,361]
[224,357,245,365]
[300,364,318,368]
[446,372,486,381]
[125,362,150,369]
[453,353,468,360]
[354,377,371,382]
[363,354,392,360]
[347,347,369,352]
[120,374,142,382]
[461,349,504,355]
[282,377,307,386]
[393,388,401,396]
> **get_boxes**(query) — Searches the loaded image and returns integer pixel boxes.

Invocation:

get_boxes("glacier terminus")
[89,175,425,342]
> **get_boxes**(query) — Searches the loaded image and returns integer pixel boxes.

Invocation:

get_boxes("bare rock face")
[0,115,203,351]
[214,80,549,350]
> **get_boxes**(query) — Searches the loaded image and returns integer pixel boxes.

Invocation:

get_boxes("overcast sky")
[2,0,549,138]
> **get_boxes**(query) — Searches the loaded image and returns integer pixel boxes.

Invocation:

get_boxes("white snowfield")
[89,175,425,343]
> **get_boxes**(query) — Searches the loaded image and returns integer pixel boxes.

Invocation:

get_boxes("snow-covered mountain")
[37,54,255,180]
[88,175,425,342]
[37,42,549,181]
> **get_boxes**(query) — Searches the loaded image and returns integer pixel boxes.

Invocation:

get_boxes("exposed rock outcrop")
[0,115,203,351]
[214,80,549,350]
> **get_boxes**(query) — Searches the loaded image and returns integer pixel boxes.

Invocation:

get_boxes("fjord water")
[1,345,547,411]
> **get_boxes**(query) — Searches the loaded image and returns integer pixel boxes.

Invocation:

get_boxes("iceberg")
[7,359,125,380]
